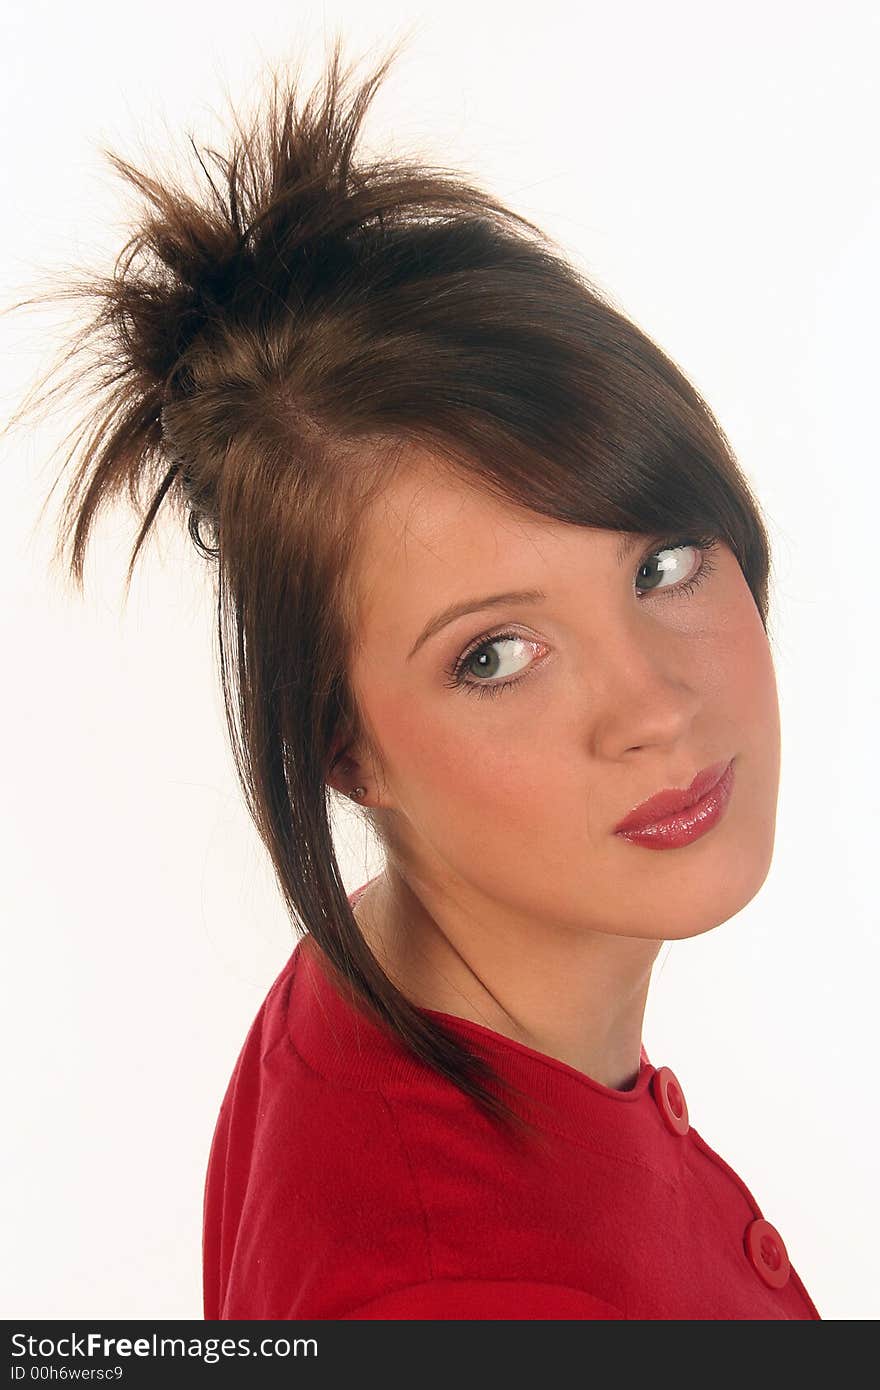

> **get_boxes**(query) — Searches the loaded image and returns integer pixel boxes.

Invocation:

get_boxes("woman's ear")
[324,731,371,801]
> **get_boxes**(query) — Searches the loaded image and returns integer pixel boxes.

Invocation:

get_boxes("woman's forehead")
[351,457,627,645]
[360,463,550,583]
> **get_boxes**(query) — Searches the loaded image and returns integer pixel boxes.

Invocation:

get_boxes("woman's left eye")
[634,535,719,597]
[445,534,719,700]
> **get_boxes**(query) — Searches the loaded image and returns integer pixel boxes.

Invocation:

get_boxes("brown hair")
[2,32,774,1150]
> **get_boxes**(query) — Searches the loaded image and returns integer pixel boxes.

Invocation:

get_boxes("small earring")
[350,785,366,800]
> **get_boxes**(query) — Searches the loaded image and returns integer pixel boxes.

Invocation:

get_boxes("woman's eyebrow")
[407,534,646,660]
[407,589,546,660]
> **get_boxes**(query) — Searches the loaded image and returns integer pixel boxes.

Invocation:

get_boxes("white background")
[1,0,877,1321]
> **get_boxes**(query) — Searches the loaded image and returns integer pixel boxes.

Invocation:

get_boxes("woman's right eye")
[444,631,544,700]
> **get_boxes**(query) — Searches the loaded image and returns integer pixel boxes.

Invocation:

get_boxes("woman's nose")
[581,622,702,758]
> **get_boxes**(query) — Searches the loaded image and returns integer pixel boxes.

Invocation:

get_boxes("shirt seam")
[342,1275,627,1319]
[378,1088,436,1281]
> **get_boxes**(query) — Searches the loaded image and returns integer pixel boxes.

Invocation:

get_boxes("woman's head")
[6,33,779,1144]
[336,450,780,956]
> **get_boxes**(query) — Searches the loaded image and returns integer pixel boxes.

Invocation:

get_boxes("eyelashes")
[444,535,720,701]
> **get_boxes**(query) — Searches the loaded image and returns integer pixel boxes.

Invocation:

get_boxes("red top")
[202,879,820,1320]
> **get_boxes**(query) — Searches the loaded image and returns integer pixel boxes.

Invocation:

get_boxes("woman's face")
[346,454,781,943]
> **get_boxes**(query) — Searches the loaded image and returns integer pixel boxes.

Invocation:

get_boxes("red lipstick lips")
[613,758,736,849]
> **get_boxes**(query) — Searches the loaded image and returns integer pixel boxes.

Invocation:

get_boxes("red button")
[744,1218,790,1289]
[652,1066,689,1136]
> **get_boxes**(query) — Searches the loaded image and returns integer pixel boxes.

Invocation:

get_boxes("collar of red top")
[287,907,666,1161]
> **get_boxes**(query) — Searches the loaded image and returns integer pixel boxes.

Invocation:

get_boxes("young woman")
[14,36,820,1320]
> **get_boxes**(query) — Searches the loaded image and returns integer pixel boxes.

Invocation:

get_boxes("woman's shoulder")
[204,932,440,1318]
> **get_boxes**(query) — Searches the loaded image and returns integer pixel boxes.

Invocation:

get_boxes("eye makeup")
[443,535,720,701]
